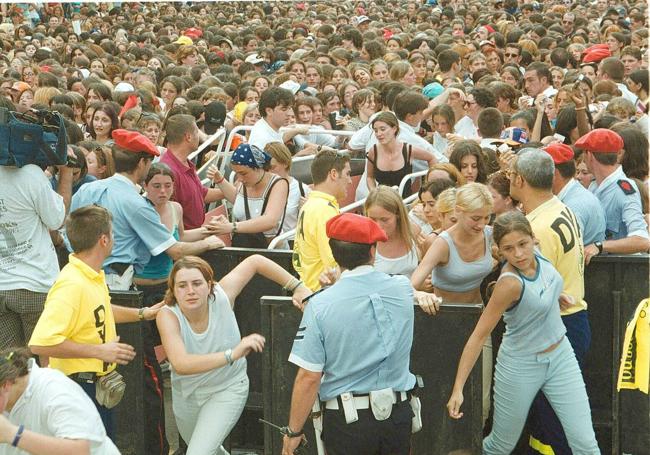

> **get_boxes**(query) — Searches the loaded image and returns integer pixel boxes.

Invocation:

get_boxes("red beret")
[184,27,203,39]
[574,129,624,154]
[112,129,160,157]
[543,143,574,164]
[582,44,611,64]
[326,213,388,244]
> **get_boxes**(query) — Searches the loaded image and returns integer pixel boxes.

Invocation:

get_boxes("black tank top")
[367,143,413,198]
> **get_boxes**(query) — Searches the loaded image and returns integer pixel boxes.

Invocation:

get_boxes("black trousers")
[139,282,170,455]
[322,400,413,455]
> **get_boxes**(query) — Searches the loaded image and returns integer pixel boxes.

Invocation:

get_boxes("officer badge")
[617,180,636,195]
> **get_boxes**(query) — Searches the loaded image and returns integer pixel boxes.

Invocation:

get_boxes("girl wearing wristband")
[157,255,309,455]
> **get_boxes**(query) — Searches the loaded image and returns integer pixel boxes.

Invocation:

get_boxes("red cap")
[543,143,574,164]
[184,27,203,39]
[582,44,611,64]
[112,129,160,156]
[118,94,139,118]
[484,25,495,34]
[326,213,388,244]
[574,129,624,154]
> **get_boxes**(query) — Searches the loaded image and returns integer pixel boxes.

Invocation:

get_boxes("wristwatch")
[138,308,145,321]
[595,241,604,255]
[283,426,304,438]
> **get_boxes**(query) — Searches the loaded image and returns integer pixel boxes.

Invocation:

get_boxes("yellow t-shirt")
[29,255,117,376]
[526,196,587,315]
[292,191,339,291]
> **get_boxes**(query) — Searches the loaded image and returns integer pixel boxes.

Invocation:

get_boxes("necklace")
[253,171,266,186]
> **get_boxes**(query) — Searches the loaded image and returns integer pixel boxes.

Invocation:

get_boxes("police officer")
[282,213,439,455]
[575,129,650,263]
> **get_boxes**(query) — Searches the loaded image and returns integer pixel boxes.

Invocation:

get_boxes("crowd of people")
[0,0,648,454]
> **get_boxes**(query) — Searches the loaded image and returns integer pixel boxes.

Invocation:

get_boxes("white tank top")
[232,174,284,238]
[166,284,247,398]
[374,245,419,277]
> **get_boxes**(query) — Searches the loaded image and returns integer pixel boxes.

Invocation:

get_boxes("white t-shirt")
[0,165,65,292]
[1,361,120,455]
[454,116,479,139]
[284,178,311,237]
[249,118,283,150]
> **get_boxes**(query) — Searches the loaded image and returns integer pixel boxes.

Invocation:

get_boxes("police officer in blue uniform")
[282,213,439,455]
[544,143,606,246]
[574,129,650,263]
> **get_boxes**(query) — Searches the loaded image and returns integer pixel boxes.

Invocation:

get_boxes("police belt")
[324,391,408,410]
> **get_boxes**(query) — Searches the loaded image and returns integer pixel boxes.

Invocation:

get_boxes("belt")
[68,372,100,383]
[324,391,408,410]
[107,262,131,275]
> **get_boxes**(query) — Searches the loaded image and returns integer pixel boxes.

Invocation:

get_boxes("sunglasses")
[505,53,519,58]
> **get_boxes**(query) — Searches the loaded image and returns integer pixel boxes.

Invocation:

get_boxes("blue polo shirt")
[70,173,177,273]
[289,266,416,401]
[558,178,606,246]
[589,166,649,241]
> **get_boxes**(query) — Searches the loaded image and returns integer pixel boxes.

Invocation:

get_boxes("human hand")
[518,95,533,111]
[293,125,311,135]
[282,434,306,455]
[558,293,574,312]
[414,290,442,315]
[292,284,311,311]
[57,146,77,172]
[143,301,165,320]
[0,415,18,444]
[203,218,232,235]
[318,267,339,288]
[207,165,223,183]
[584,243,599,265]
[447,390,464,419]
[411,202,427,223]
[570,85,586,109]
[534,94,546,113]
[498,150,517,171]
[204,235,226,249]
[97,336,136,365]
[233,333,266,360]
[422,276,435,293]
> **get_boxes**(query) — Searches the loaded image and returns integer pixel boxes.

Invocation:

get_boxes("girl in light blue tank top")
[447,212,599,455]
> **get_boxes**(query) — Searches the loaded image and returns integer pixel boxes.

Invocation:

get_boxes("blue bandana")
[231,143,271,169]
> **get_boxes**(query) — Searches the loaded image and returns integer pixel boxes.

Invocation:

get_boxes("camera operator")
[0,146,74,349]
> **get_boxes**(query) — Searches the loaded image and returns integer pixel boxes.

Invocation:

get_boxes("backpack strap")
[261,176,289,236]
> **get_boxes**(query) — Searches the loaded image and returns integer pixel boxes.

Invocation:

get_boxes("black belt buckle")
[69,372,98,383]
[108,262,130,275]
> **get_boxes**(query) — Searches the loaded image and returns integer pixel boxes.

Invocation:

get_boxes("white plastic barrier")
[188,128,226,164]
[397,169,428,197]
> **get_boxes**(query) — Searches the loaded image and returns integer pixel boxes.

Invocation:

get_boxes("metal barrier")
[398,169,428,198]
[584,254,649,454]
[188,128,226,165]
[260,297,484,455]
[110,290,145,455]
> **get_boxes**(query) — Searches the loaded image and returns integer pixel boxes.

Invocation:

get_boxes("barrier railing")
[398,169,428,198]
[188,128,226,164]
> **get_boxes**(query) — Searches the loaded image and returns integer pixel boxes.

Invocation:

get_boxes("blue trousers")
[528,310,592,454]
[483,337,599,454]
[78,380,115,441]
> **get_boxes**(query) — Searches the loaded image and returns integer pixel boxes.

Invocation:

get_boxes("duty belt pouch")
[340,392,358,424]
[95,370,126,409]
[369,388,394,421]
[410,395,422,433]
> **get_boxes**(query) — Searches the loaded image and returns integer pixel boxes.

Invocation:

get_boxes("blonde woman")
[389,61,417,86]
[364,186,421,277]
[411,183,496,422]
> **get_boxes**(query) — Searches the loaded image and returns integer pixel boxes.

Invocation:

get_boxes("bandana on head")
[231,143,271,169]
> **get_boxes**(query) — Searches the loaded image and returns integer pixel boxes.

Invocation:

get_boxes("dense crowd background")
[0,1,648,455]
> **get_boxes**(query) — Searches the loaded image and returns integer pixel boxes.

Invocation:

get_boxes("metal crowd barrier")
[584,254,649,454]
[110,290,145,455]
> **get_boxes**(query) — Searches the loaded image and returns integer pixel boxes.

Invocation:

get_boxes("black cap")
[204,101,226,135]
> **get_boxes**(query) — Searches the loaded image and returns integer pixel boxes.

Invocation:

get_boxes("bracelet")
[283,426,304,438]
[283,277,300,292]
[232,221,238,233]
[11,425,24,447]
[224,348,234,366]
[138,307,145,321]
[289,280,303,293]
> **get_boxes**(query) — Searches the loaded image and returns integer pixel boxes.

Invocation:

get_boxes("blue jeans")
[78,380,115,441]
[483,337,599,454]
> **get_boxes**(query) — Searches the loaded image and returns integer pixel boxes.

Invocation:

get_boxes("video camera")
[0,108,68,169]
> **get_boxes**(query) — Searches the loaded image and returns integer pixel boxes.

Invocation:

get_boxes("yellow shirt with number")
[292,191,339,291]
[526,196,587,315]
[29,255,117,376]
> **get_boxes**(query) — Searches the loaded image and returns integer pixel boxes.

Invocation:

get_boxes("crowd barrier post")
[109,290,145,455]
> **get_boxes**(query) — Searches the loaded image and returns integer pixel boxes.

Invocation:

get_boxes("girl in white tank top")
[156,255,310,454]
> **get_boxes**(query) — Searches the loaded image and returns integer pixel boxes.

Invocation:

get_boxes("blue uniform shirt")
[71,173,177,273]
[589,166,649,241]
[289,266,416,401]
[558,178,606,245]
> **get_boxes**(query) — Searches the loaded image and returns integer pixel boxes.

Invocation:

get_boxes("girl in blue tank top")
[447,211,599,455]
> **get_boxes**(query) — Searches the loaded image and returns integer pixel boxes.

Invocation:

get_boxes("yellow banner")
[617,298,649,394]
